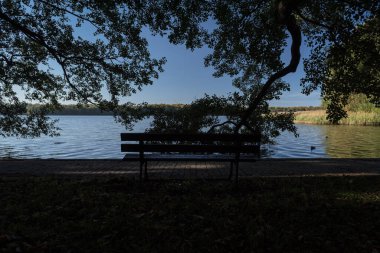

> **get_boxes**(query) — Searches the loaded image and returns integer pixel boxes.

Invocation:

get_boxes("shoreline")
[294,120,380,126]
[294,110,380,126]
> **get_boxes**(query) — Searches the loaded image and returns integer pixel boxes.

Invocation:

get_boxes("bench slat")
[121,133,260,142]
[123,153,258,162]
[121,144,260,153]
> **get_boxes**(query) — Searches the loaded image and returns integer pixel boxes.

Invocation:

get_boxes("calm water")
[0,116,379,159]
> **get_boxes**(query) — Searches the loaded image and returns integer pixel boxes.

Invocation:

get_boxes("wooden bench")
[121,133,261,182]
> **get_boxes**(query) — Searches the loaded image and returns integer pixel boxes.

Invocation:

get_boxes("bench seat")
[121,132,261,182]
[122,153,258,162]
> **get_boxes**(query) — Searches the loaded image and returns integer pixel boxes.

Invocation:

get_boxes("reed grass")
[294,110,380,126]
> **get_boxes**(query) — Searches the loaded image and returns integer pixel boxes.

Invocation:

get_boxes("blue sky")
[18,16,322,107]
[127,32,322,107]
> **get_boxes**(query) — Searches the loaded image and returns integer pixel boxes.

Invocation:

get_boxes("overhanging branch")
[234,7,302,133]
[207,120,237,133]
[0,11,96,105]
[294,9,334,31]
[35,0,101,30]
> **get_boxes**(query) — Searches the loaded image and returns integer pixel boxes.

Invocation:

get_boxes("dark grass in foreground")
[1,176,379,253]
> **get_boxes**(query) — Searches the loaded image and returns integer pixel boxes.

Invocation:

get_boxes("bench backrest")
[121,133,261,154]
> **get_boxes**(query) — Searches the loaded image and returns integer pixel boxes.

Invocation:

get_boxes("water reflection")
[264,124,380,158]
[264,124,328,158]
[321,125,380,158]
[0,116,379,159]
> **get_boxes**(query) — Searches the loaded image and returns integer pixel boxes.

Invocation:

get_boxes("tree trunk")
[234,1,302,133]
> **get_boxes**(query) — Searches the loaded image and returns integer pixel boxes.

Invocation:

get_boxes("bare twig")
[35,0,101,30]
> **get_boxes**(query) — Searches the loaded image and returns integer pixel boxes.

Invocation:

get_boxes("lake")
[0,116,379,159]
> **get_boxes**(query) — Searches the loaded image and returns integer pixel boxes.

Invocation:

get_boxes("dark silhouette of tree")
[143,0,379,134]
[1,0,379,137]
[0,0,213,137]
[200,0,379,131]
[316,17,380,122]
[0,0,169,136]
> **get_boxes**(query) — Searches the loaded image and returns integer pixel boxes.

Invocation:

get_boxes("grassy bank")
[294,110,380,125]
[1,176,379,252]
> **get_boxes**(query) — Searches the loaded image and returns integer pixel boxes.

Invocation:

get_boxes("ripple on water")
[264,124,379,158]
[0,117,379,159]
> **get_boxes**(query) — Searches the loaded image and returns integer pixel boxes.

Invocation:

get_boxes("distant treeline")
[27,104,323,116]
[27,104,113,115]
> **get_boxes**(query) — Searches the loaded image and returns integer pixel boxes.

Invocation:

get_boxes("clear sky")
[127,32,322,107]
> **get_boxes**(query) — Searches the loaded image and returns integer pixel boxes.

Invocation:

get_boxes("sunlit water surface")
[0,116,379,159]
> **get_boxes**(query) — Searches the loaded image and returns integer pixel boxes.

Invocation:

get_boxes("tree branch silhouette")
[234,2,301,134]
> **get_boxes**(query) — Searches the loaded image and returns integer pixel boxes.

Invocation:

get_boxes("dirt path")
[0,158,379,179]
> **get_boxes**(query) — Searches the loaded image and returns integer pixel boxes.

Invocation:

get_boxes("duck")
[310,146,316,151]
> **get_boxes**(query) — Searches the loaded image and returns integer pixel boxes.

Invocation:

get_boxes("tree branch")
[207,118,256,134]
[0,53,11,66]
[294,9,334,31]
[0,11,96,105]
[207,120,237,133]
[234,5,302,133]
[34,0,101,30]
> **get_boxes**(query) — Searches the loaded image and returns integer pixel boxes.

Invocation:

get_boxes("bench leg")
[228,161,233,180]
[139,161,143,183]
[144,161,148,181]
[235,161,239,184]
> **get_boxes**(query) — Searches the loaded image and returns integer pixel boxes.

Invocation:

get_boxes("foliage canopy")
[0,0,169,136]
[317,17,380,122]
[0,0,379,137]
[144,0,379,136]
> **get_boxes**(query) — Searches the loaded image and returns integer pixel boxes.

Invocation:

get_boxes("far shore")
[294,110,380,126]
